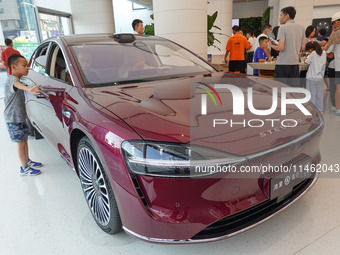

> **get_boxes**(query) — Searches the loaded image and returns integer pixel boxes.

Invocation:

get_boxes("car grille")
[191,175,315,240]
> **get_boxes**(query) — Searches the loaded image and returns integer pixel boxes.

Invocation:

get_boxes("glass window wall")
[0,0,72,60]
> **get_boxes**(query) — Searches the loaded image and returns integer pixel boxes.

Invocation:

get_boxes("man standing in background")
[270,6,305,87]
[325,12,340,115]
[224,25,250,73]
[246,31,256,64]
[1,39,21,75]
[132,19,144,35]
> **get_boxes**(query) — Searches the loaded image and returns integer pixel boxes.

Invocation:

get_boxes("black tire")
[77,137,122,234]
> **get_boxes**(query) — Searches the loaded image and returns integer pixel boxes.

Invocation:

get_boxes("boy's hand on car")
[29,85,42,95]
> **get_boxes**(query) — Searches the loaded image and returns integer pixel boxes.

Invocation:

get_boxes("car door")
[25,42,52,135]
[26,41,78,164]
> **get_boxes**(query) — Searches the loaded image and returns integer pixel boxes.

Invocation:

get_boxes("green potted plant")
[144,14,154,36]
[208,11,222,50]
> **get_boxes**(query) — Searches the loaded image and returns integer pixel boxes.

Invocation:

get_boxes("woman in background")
[304,41,327,113]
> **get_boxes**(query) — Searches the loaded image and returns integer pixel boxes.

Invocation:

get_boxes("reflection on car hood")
[84,72,323,155]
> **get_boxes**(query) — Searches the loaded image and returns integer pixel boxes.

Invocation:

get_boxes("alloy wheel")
[78,147,111,226]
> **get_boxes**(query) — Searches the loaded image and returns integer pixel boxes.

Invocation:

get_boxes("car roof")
[59,33,164,46]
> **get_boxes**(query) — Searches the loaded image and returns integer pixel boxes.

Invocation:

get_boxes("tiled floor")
[1,71,340,254]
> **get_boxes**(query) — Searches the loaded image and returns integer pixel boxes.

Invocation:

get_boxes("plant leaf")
[213,25,221,31]
[207,15,214,30]
[207,11,222,47]
[211,11,218,23]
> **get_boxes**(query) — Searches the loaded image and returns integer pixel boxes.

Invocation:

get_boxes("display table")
[247,61,309,75]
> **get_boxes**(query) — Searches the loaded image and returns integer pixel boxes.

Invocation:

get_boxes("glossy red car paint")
[24,34,323,243]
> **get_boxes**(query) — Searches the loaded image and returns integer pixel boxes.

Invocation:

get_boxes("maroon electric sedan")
[23,34,323,243]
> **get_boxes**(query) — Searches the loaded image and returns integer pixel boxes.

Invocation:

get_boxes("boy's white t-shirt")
[305,50,326,80]
[247,37,256,52]
[328,58,335,69]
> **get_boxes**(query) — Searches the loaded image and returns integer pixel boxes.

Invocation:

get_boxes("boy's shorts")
[6,122,30,142]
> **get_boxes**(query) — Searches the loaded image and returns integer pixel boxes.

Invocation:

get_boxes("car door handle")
[62,110,71,119]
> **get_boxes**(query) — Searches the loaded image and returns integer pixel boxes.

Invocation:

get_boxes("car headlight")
[122,140,246,178]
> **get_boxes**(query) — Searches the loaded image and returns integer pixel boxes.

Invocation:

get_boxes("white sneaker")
[330,106,336,112]
[335,109,340,116]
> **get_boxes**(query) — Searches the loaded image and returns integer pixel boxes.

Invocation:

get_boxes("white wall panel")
[313,5,340,19]
[35,0,71,13]
[70,0,115,34]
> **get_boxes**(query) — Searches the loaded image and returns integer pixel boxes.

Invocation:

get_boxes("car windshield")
[71,38,216,87]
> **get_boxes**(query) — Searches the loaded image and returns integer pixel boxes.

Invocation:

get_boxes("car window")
[49,43,73,85]
[154,45,195,67]
[71,38,216,87]
[31,43,50,76]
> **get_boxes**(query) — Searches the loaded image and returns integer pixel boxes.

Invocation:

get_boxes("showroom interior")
[1,0,340,254]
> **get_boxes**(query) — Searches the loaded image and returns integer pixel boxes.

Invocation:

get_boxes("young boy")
[316,28,327,43]
[253,36,269,75]
[4,54,42,176]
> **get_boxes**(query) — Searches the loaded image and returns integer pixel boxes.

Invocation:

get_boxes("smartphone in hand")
[270,38,278,46]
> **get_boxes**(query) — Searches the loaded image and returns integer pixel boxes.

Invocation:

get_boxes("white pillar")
[153,0,207,59]
[207,0,233,63]
[269,0,280,27]
[294,0,313,30]
[0,24,4,45]
[69,0,115,34]
[220,0,233,53]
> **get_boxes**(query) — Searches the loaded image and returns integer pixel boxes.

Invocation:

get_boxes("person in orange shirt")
[224,25,251,73]
[1,38,21,75]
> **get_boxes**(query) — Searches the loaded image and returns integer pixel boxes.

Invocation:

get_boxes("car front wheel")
[77,137,122,234]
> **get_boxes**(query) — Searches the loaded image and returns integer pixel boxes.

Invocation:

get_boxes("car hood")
[84,72,323,155]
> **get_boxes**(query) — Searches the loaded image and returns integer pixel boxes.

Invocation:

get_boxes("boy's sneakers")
[330,106,336,112]
[20,165,41,176]
[335,110,340,116]
[27,159,42,168]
